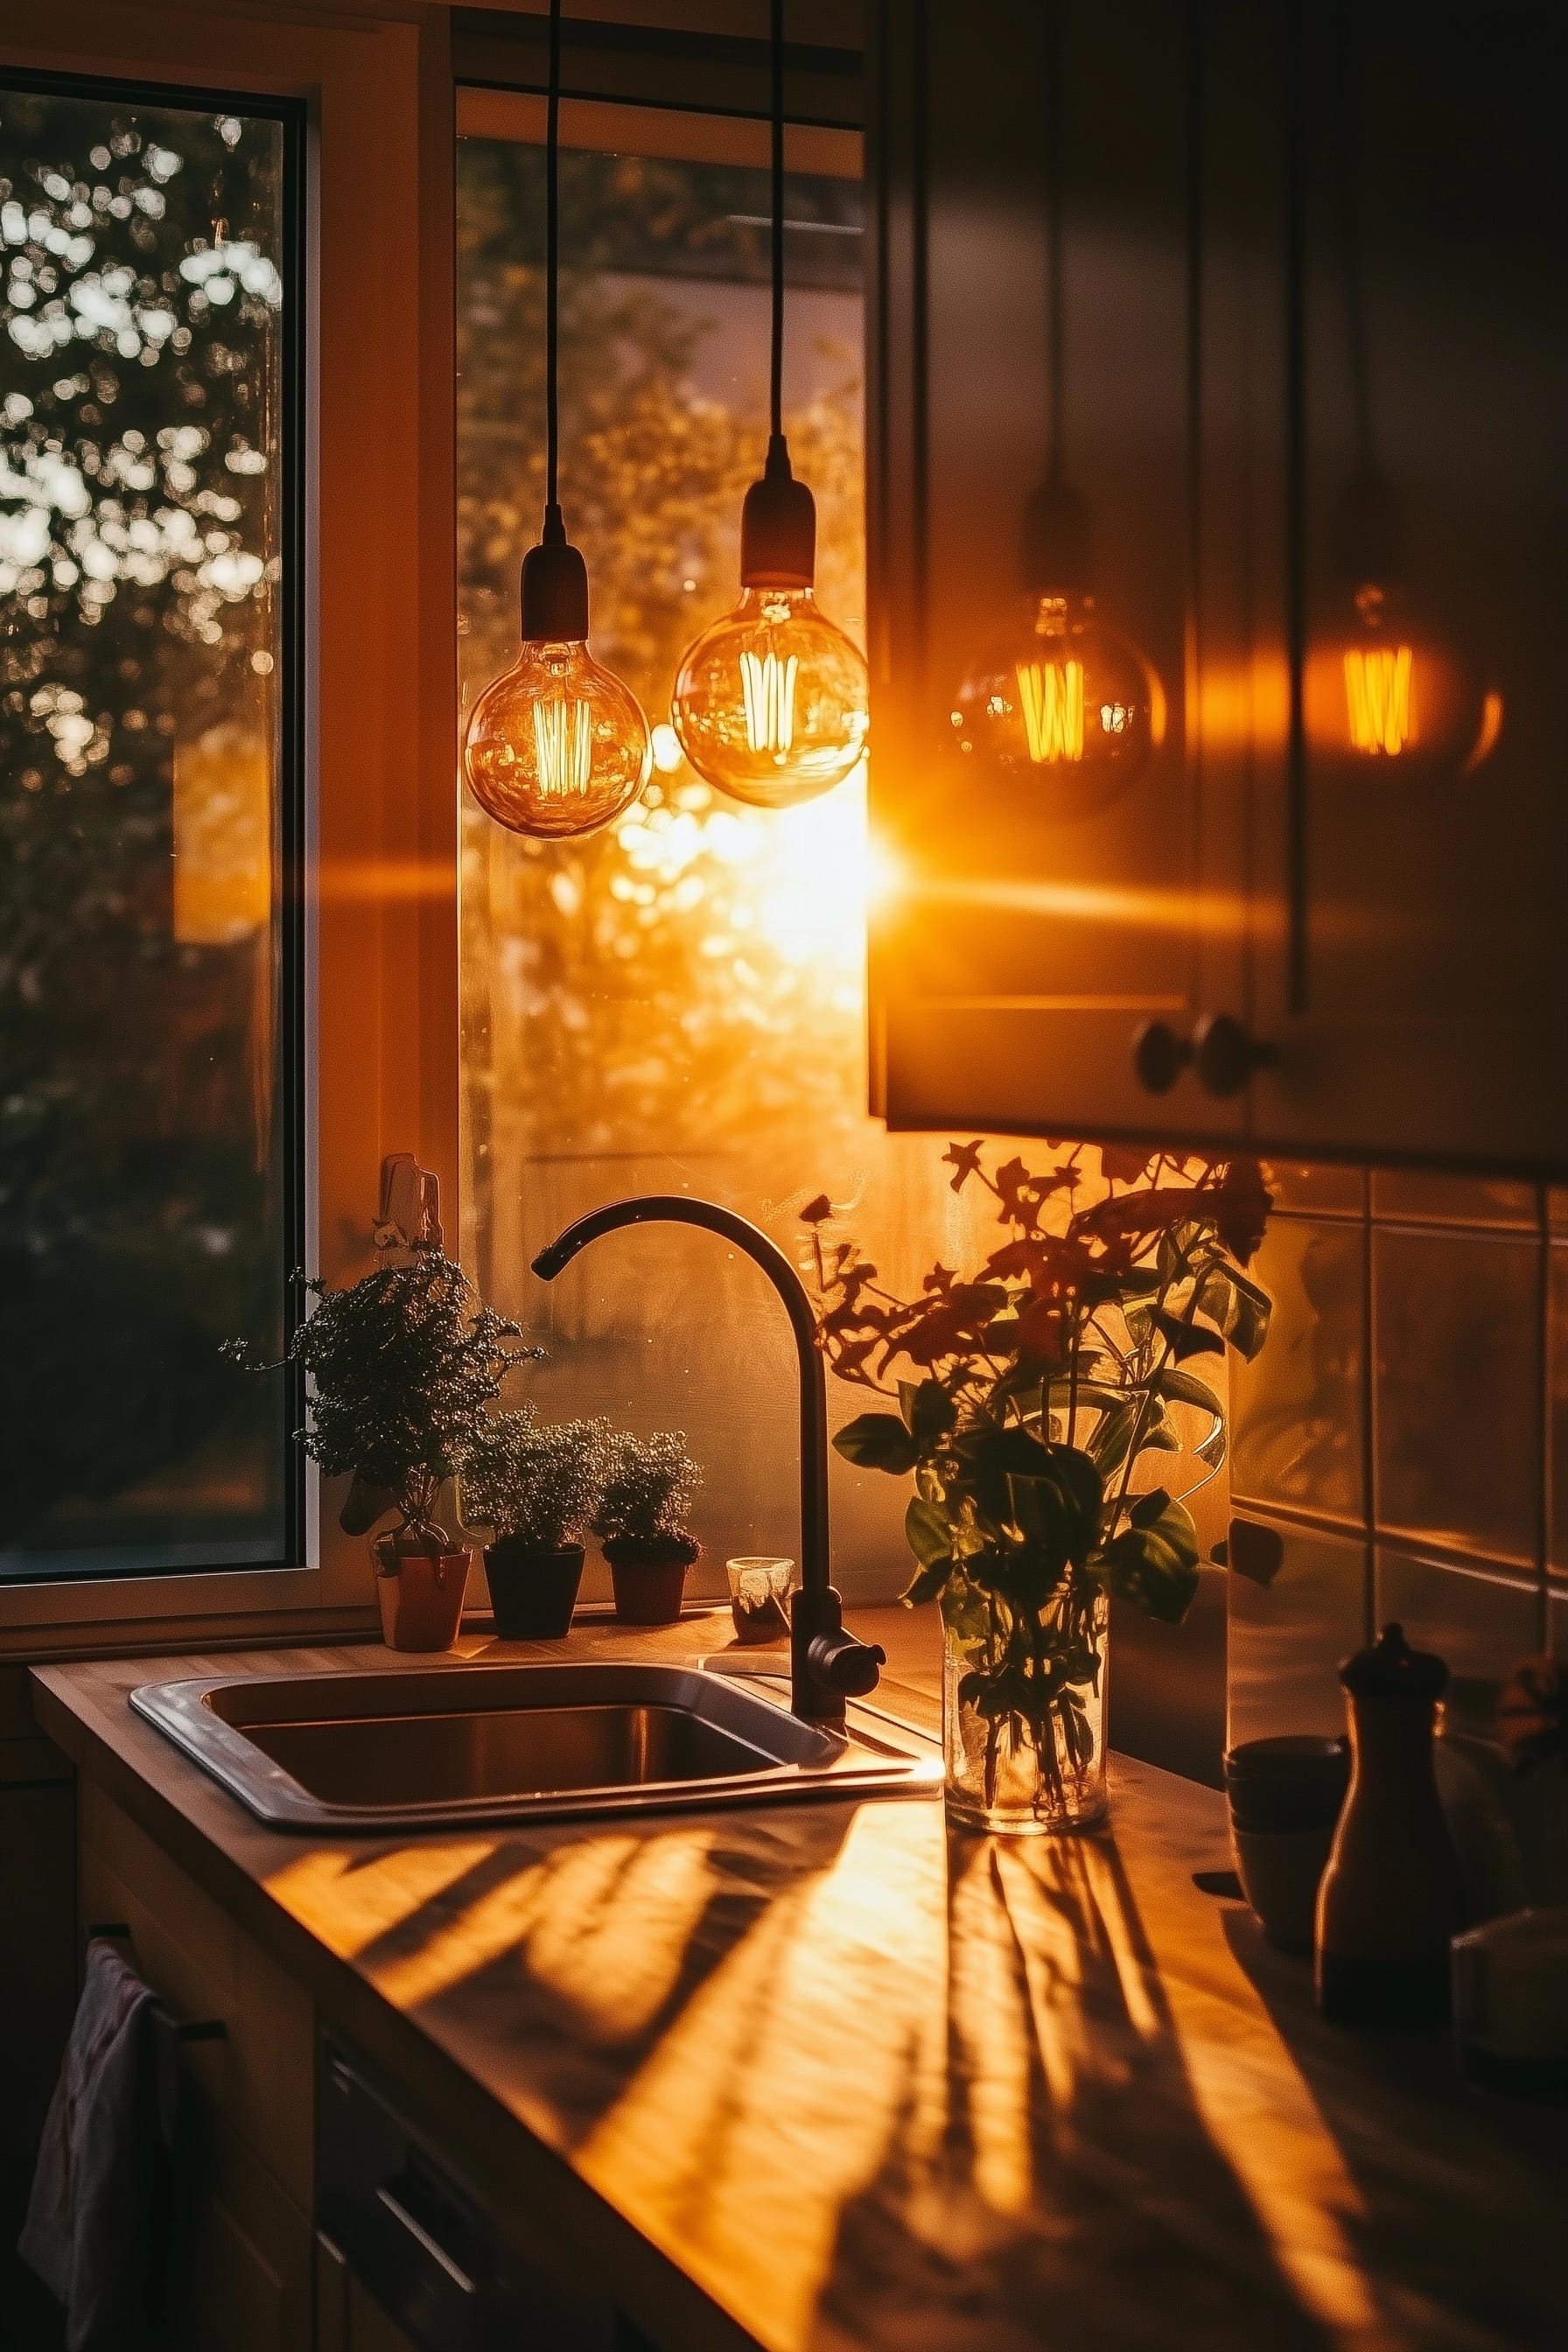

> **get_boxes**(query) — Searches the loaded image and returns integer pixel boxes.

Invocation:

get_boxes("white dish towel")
[18,1936,163,2350]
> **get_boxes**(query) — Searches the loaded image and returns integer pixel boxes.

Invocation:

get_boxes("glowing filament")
[1017,658,1085,763]
[532,696,594,797]
[1343,644,1414,756]
[739,648,799,754]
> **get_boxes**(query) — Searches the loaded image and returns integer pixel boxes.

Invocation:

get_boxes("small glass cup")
[727,1556,794,1645]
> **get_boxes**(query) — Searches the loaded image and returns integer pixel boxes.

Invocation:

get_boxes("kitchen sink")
[130,1661,942,1830]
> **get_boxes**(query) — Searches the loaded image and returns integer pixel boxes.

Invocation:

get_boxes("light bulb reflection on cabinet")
[953,588,1155,786]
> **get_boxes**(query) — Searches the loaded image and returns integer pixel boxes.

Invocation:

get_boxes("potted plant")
[592,1431,703,1626]
[459,1408,610,1639]
[806,1144,1273,1834]
[229,1250,535,1651]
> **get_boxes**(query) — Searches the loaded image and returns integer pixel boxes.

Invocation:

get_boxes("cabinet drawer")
[78,1782,313,2208]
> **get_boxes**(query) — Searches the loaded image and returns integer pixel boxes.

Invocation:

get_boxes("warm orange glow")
[1465,689,1505,774]
[739,645,800,753]
[1343,640,1415,755]
[1016,655,1085,762]
[172,722,271,944]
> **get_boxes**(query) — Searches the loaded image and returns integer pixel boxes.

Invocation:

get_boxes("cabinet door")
[868,0,1247,1147]
[1249,0,1568,1169]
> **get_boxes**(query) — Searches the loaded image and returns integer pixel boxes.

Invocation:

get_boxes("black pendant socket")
[740,434,816,590]
[1022,480,1093,598]
[522,503,590,640]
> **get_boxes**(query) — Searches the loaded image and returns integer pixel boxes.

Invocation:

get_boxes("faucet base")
[791,1586,885,1723]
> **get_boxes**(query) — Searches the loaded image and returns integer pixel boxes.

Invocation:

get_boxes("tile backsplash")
[1227,1168,1556,1748]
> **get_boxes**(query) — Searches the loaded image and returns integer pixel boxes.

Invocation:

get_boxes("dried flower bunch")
[459,1408,612,1551]
[228,1251,537,1556]
[592,1429,703,1551]
[806,1143,1273,1813]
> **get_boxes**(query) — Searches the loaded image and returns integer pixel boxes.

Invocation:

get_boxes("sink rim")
[130,1658,942,1832]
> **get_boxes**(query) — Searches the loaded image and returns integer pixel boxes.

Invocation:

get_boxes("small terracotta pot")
[483,1539,585,1641]
[603,1536,699,1628]
[371,1532,470,1652]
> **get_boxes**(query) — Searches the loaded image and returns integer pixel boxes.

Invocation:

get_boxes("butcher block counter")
[31,1614,1568,2352]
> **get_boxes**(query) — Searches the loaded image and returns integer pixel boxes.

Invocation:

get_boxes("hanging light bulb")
[669,0,868,810]
[949,483,1158,792]
[462,0,649,840]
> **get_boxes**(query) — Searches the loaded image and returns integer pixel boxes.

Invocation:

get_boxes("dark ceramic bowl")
[1223,1734,1350,1835]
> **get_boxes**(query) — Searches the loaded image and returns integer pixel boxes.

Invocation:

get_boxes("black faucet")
[530,1196,886,1726]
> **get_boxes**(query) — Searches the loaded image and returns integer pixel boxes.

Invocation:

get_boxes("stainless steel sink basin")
[130,1661,941,1830]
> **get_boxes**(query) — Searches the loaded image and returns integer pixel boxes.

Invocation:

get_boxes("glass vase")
[942,1589,1110,1835]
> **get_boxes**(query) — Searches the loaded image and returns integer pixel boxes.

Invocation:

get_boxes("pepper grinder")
[1316,1622,1468,2026]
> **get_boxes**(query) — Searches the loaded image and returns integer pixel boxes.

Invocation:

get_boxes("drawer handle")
[375,2185,477,2297]
[1130,1019,1192,1095]
[1192,1012,1276,1098]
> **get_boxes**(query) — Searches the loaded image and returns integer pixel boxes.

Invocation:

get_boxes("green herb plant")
[459,1409,612,1552]
[592,1430,703,1558]
[228,1251,537,1558]
[806,1144,1273,1818]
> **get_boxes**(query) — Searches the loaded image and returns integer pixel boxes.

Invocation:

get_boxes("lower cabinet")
[74,1780,644,2352]
[316,2236,421,2352]
[78,1784,315,2352]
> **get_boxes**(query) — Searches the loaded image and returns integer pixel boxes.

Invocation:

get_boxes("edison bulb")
[464,638,650,839]
[950,591,1155,788]
[1305,580,1502,775]
[672,587,869,809]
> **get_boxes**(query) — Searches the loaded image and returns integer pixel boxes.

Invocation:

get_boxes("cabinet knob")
[1131,1020,1192,1095]
[1193,1012,1275,1098]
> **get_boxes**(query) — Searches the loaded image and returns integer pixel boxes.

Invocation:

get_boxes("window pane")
[1,80,298,1579]
[458,116,990,1592]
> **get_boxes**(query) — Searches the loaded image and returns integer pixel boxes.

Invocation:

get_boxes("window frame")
[0,0,458,1651]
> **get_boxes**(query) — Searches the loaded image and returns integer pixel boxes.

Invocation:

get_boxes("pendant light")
[463,0,650,838]
[1301,18,1498,777]
[948,2,1156,794]
[669,0,869,809]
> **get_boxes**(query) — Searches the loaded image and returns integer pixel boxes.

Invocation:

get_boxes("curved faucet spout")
[530,1195,882,1724]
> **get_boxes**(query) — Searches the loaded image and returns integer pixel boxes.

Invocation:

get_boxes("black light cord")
[1333,0,1373,472]
[546,0,562,514]
[1044,0,1065,486]
[770,0,785,443]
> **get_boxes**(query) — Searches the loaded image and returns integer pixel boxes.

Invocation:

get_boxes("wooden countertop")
[32,1614,1568,2352]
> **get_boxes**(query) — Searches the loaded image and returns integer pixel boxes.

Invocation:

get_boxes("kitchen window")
[457,85,992,1590]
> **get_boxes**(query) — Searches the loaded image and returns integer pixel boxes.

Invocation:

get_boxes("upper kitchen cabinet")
[1245,1,1568,1168]
[864,0,1243,1149]
[867,0,1568,1173]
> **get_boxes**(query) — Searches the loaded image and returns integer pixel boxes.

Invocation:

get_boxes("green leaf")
[1197,1264,1273,1362]
[1005,1447,1102,1567]
[1150,1306,1224,1362]
[1100,1494,1201,1623]
[1129,1485,1172,1529]
[905,1494,955,1568]
[835,1412,919,1474]
[1086,1402,1140,1479]
[1150,1366,1225,1419]
[899,1378,956,1446]
[900,1557,951,1606]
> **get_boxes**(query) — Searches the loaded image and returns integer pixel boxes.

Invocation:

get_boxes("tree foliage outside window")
[1,83,291,1572]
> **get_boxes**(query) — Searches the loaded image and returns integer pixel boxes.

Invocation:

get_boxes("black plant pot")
[483,1539,585,1640]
